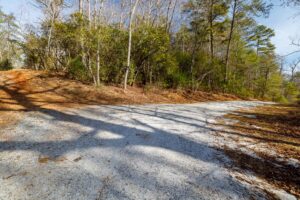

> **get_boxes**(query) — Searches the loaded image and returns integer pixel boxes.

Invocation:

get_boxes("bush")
[0,59,13,71]
[67,57,89,82]
[165,71,189,89]
[275,95,289,104]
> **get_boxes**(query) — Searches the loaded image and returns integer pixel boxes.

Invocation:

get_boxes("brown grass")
[222,104,300,198]
[227,104,300,160]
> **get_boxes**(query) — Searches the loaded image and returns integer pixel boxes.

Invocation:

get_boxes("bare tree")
[124,0,140,90]
[95,0,106,86]
[35,0,65,55]
[283,39,300,63]
[290,59,300,81]
[166,0,178,32]
[277,55,286,75]
[119,0,127,29]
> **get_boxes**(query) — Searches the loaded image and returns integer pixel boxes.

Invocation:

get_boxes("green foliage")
[19,1,296,103]
[265,72,284,101]
[67,57,89,81]
[247,25,275,55]
[0,59,13,71]
[283,81,300,103]
[165,71,190,89]
[0,8,21,69]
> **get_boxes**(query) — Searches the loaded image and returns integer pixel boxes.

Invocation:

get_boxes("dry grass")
[227,104,300,160]
[222,104,300,198]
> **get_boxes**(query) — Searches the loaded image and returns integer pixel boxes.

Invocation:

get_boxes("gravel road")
[0,101,279,200]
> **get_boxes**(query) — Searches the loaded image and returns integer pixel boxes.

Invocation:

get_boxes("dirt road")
[0,101,297,200]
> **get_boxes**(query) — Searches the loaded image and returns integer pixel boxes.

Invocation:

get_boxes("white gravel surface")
[0,101,288,200]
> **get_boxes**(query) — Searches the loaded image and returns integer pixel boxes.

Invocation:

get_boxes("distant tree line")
[1,0,299,102]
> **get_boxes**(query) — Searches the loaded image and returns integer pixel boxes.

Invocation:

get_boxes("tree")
[79,0,83,13]
[183,0,228,90]
[0,9,21,69]
[124,0,140,90]
[247,25,275,56]
[20,0,289,102]
[224,0,271,82]
[282,0,300,6]
[185,0,228,61]
[34,0,65,55]
[289,59,300,81]
[224,0,237,82]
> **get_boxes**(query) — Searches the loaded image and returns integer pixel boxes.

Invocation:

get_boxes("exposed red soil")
[0,69,242,131]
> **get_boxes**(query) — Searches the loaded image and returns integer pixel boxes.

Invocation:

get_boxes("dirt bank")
[0,69,242,130]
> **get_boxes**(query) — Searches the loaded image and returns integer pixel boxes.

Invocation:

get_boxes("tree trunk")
[165,0,172,31]
[124,0,139,90]
[256,38,260,56]
[225,0,237,82]
[87,52,96,85]
[96,42,101,86]
[79,0,83,13]
[190,22,199,91]
[261,67,270,98]
[87,0,91,25]
[209,0,214,62]
[47,1,57,57]
[167,0,178,33]
[47,16,54,55]
[119,0,126,29]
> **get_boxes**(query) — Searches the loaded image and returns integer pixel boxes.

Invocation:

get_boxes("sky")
[0,0,42,25]
[257,0,300,67]
[0,0,299,68]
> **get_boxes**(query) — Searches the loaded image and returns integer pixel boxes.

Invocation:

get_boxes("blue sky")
[0,0,42,25]
[0,0,299,67]
[257,0,300,65]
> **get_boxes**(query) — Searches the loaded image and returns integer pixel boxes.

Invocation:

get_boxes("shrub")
[0,59,13,71]
[67,57,89,82]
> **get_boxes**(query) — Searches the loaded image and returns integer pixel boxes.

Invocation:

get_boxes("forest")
[1,0,300,102]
